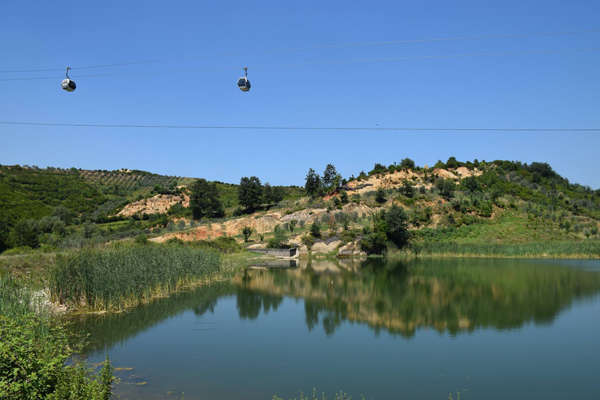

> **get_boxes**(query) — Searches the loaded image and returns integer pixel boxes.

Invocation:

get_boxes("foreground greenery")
[50,243,221,311]
[0,277,114,399]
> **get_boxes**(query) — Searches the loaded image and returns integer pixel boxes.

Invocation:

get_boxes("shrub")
[385,205,410,248]
[134,233,148,245]
[0,315,114,400]
[310,223,322,238]
[375,188,386,204]
[242,226,253,242]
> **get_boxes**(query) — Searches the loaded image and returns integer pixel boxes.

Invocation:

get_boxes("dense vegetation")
[0,277,114,399]
[50,243,221,311]
[299,158,600,255]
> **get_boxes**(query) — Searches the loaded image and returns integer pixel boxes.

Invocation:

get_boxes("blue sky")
[1,0,599,188]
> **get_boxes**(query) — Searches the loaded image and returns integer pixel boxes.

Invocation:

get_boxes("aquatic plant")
[50,243,221,311]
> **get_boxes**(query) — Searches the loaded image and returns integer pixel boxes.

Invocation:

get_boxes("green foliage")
[0,315,114,400]
[385,205,410,248]
[190,179,224,220]
[301,235,315,249]
[400,180,415,198]
[399,158,416,169]
[360,230,387,255]
[369,163,388,176]
[50,244,221,310]
[375,188,387,204]
[263,183,285,205]
[446,157,460,169]
[310,223,322,238]
[242,226,253,242]
[322,164,342,193]
[238,176,263,212]
[305,168,322,197]
[289,220,298,232]
[435,178,455,199]
[134,233,148,245]
[0,278,113,400]
[267,229,289,248]
[339,191,349,204]
[191,237,242,254]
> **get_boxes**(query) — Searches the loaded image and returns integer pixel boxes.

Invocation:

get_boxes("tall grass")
[409,240,600,258]
[50,244,221,311]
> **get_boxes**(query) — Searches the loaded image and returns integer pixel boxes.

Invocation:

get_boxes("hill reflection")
[73,258,600,353]
[233,258,600,337]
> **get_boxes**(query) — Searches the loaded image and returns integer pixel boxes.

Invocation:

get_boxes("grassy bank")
[0,277,114,399]
[50,243,222,311]
[405,240,600,259]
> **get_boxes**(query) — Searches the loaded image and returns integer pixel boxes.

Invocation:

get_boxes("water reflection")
[73,258,600,353]
[234,258,600,337]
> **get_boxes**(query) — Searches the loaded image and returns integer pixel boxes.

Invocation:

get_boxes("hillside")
[148,159,599,257]
[1,159,599,257]
[0,165,302,252]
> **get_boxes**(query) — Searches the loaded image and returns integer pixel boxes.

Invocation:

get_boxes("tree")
[9,219,40,248]
[401,180,415,198]
[400,158,415,169]
[310,222,321,238]
[370,163,387,175]
[238,176,263,212]
[305,168,322,197]
[385,205,409,248]
[340,191,349,204]
[435,178,455,199]
[446,157,460,169]
[264,183,284,204]
[190,179,225,220]
[462,176,480,193]
[375,188,387,204]
[322,164,341,193]
[242,226,253,242]
[289,220,297,232]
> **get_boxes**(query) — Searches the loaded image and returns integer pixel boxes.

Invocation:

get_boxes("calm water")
[72,258,600,400]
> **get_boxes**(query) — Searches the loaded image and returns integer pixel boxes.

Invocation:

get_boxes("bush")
[242,226,253,242]
[310,223,322,238]
[267,229,288,249]
[385,205,410,248]
[375,188,386,204]
[360,230,387,254]
[0,315,114,400]
[134,233,148,245]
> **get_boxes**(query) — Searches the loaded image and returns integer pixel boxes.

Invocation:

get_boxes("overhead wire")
[0,121,598,133]
[0,27,598,75]
[1,46,599,82]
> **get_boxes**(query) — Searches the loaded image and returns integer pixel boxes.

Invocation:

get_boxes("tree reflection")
[236,258,600,337]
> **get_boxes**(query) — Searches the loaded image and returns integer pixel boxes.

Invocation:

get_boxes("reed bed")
[50,244,221,311]
[409,240,600,258]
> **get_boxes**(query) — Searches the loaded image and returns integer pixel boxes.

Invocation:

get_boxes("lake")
[71,258,600,399]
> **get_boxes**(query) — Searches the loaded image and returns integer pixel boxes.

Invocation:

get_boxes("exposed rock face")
[117,193,190,217]
[337,241,366,257]
[344,167,482,195]
[311,240,342,254]
[151,203,374,243]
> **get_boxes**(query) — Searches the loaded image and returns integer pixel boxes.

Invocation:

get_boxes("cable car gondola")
[237,67,251,92]
[61,67,76,92]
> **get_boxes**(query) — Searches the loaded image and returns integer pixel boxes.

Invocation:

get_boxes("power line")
[274,28,600,53]
[1,46,598,82]
[1,27,598,74]
[0,73,113,82]
[0,61,157,74]
[0,121,598,133]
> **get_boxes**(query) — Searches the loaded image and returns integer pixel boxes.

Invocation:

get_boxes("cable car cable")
[0,121,598,133]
